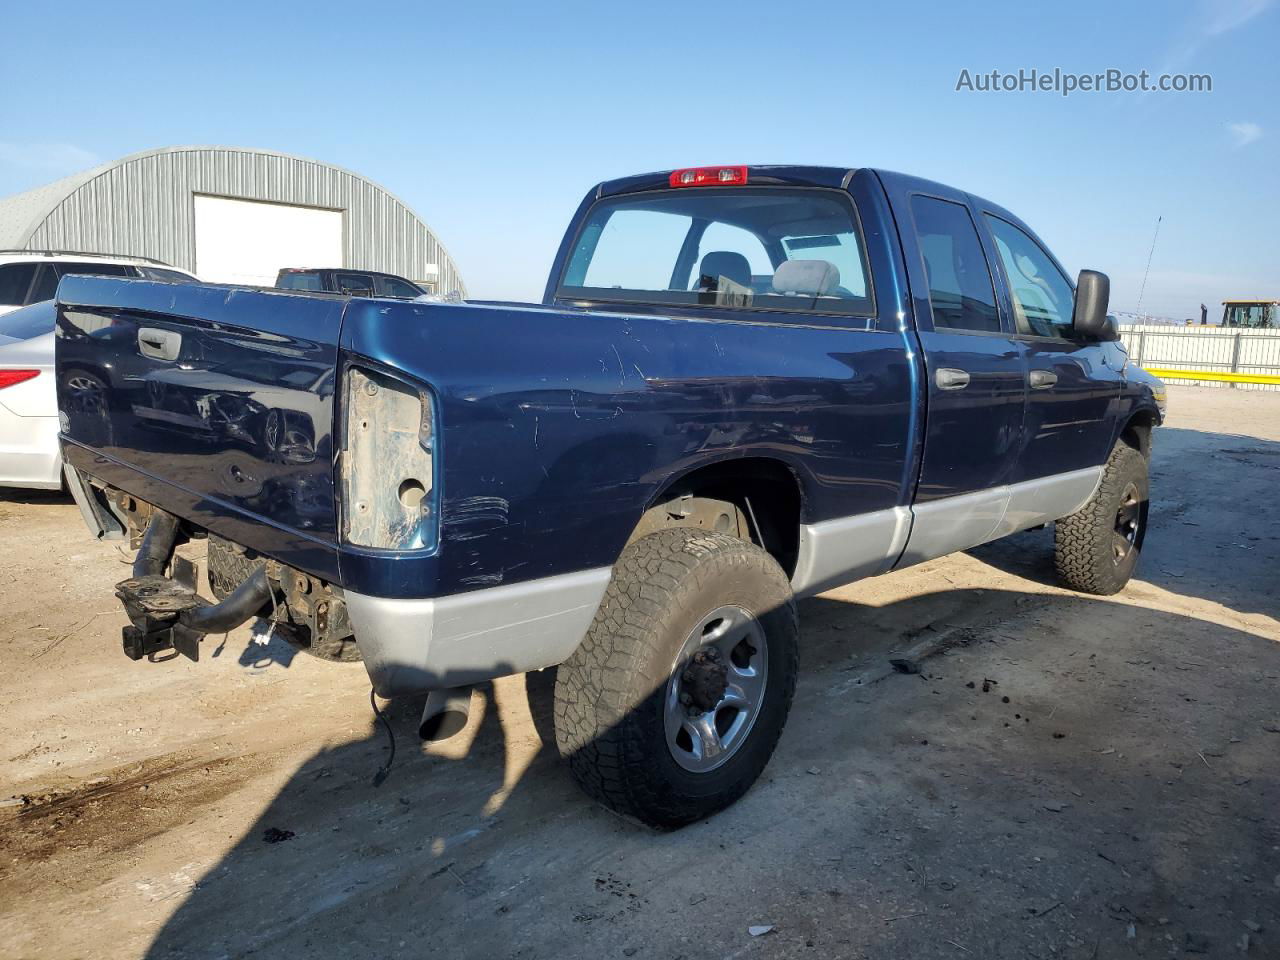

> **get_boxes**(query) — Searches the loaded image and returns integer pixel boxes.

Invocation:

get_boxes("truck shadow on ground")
[133,585,1279,960]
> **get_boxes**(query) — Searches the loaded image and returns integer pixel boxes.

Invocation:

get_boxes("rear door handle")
[935,368,970,391]
[1029,370,1058,389]
[138,327,182,361]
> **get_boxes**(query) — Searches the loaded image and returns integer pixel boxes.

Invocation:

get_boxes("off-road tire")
[1054,443,1149,595]
[554,528,798,829]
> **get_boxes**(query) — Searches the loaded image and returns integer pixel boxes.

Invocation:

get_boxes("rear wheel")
[1054,443,1149,595]
[554,528,798,828]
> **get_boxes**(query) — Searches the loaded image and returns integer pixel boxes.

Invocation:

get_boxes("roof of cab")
[594,165,1016,220]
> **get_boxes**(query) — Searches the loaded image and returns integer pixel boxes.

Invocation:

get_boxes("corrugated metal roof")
[0,145,465,295]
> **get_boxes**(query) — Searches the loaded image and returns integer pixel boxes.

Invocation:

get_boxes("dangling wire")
[369,687,396,787]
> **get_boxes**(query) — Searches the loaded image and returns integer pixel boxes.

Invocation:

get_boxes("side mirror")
[1072,270,1117,340]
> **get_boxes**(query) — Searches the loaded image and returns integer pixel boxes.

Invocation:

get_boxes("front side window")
[559,188,874,316]
[909,196,1001,333]
[985,217,1075,339]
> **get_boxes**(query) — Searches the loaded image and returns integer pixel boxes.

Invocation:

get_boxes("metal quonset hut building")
[0,145,465,294]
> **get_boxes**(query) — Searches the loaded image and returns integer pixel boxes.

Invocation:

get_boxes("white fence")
[1119,324,1280,392]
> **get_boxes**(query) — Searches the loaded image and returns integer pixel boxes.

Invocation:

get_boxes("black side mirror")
[1073,270,1117,340]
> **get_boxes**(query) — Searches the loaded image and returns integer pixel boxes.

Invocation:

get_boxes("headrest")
[695,251,752,290]
[772,259,840,297]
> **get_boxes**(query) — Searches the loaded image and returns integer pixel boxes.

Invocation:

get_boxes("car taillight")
[668,166,749,188]
[0,369,39,390]
[341,366,437,551]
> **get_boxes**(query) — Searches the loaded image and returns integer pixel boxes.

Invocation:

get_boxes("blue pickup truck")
[56,165,1165,827]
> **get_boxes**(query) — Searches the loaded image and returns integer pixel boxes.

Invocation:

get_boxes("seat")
[691,251,752,291]
[771,259,840,297]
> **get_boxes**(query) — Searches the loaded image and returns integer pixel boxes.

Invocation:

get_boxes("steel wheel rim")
[664,604,768,773]
[1112,481,1142,563]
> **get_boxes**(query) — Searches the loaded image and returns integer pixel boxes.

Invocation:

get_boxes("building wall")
[21,147,465,295]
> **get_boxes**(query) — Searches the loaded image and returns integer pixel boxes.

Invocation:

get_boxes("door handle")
[137,327,181,361]
[935,368,970,391]
[1029,370,1058,390]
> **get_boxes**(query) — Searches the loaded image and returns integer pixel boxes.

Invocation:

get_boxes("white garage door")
[193,195,343,286]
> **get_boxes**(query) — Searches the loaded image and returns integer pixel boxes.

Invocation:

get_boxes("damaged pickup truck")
[57,165,1165,827]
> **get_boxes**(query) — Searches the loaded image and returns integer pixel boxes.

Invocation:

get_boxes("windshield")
[0,300,56,340]
[558,187,873,316]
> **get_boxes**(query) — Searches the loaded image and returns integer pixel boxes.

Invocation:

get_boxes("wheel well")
[629,458,803,576]
[1120,410,1158,459]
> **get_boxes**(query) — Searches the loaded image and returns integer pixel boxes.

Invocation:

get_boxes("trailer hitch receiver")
[115,510,276,661]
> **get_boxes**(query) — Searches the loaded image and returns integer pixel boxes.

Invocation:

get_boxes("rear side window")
[56,262,135,280]
[28,264,59,303]
[559,188,874,316]
[0,263,37,306]
[909,196,1001,333]
[277,271,324,291]
[985,216,1075,339]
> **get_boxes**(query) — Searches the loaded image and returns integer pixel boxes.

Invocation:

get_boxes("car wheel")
[554,528,798,828]
[1054,442,1149,595]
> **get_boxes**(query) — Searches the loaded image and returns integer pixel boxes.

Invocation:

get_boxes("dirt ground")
[1,384,1277,960]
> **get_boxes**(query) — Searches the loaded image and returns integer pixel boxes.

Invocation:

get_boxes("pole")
[1136,215,1162,319]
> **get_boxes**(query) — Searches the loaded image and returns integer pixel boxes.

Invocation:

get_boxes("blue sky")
[1,0,1276,319]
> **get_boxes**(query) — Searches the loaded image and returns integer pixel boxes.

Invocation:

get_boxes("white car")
[0,254,197,490]
[0,302,60,488]
[0,251,197,319]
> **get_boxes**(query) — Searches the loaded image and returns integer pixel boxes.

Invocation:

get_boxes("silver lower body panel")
[344,466,1104,695]
[345,566,613,697]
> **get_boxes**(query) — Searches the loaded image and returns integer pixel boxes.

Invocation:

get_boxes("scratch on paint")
[460,572,504,587]
[610,344,625,386]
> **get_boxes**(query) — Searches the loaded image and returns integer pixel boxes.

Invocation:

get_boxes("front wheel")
[554,528,798,828]
[1054,443,1150,595]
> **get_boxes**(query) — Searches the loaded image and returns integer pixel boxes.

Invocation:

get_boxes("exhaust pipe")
[418,686,474,741]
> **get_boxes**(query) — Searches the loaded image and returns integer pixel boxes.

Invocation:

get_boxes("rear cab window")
[557,187,874,318]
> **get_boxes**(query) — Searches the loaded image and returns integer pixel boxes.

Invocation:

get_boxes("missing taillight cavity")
[342,366,437,551]
[0,369,39,390]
